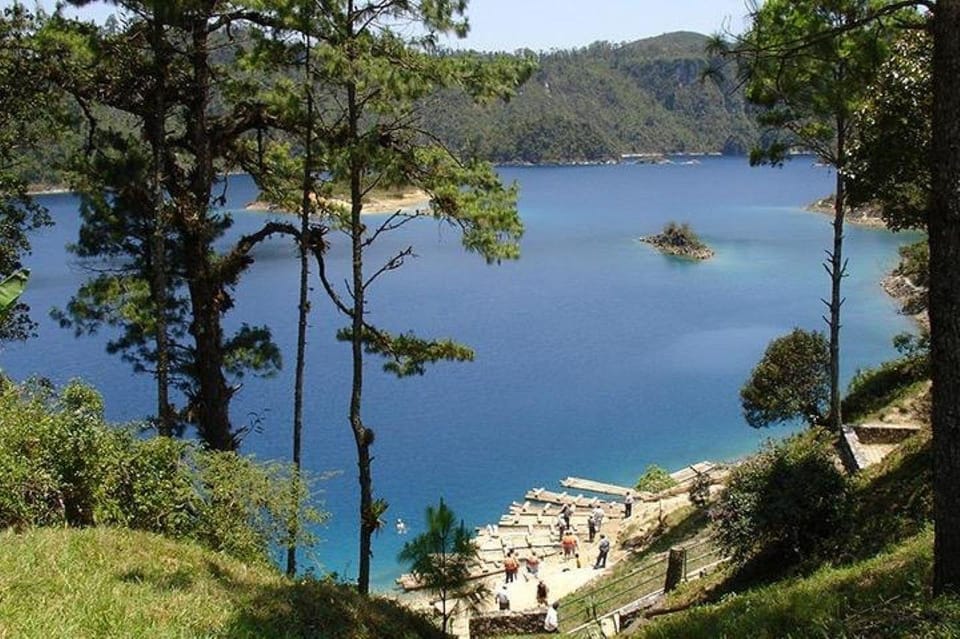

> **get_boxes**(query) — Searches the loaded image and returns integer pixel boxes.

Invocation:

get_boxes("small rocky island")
[640,221,714,260]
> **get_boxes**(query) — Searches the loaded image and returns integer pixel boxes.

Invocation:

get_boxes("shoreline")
[245,189,431,216]
[806,196,888,228]
[26,186,74,196]
[638,235,715,260]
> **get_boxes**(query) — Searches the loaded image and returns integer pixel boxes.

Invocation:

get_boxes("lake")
[3,157,917,589]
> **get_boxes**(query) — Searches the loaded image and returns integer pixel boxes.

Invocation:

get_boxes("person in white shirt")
[591,505,605,532]
[495,584,510,610]
[543,603,559,632]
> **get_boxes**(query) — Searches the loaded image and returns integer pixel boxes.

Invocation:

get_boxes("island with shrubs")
[640,221,715,260]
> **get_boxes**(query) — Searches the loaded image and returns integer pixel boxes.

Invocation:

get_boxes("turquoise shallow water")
[5,157,917,589]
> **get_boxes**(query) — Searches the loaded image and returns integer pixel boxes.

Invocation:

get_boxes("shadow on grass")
[640,533,950,639]
[209,565,447,639]
[119,567,195,592]
[843,431,932,562]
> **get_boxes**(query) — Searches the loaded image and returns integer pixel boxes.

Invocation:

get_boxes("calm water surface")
[5,158,917,588]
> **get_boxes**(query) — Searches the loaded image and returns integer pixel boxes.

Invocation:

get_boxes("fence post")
[664,547,687,593]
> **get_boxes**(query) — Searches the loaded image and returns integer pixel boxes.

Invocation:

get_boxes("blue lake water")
[3,158,917,589]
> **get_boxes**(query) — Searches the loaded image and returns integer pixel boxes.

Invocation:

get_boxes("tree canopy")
[716,0,914,432]
[0,6,52,343]
[740,328,830,428]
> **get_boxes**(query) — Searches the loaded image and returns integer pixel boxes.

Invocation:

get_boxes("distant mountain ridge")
[423,31,759,163]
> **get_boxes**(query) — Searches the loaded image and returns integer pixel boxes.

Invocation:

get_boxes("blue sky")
[442,0,753,51]
[3,0,753,51]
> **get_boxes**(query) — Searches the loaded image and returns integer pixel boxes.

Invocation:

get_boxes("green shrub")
[94,432,198,537]
[636,464,678,493]
[688,472,712,507]
[193,451,317,564]
[660,221,707,250]
[896,239,929,289]
[0,378,324,565]
[712,429,849,565]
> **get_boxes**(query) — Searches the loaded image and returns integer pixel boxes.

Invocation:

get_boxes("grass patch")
[0,527,443,639]
[842,357,929,424]
[637,530,960,639]
[842,428,933,563]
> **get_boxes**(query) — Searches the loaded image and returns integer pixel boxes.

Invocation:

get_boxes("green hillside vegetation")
[636,428,945,639]
[422,32,758,163]
[16,31,756,190]
[502,357,944,639]
[0,527,443,639]
[640,530,957,639]
[0,377,445,637]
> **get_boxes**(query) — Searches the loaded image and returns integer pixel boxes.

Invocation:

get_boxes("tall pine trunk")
[826,116,846,432]
[931,0,960,595]
[181,17,234,451]
[343,0,375,595]
[287,7,314,577]
[149,7,173,438]
[349,94,374,594]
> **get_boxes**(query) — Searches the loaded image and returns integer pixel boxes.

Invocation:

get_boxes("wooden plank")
[560,476,634,496]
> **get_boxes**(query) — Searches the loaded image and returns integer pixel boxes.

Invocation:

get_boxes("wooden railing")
[563,537,728,636]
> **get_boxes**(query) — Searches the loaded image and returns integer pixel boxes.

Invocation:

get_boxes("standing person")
[624,491,634,518]
[503,551,519,583]
[543,602,559,633]
[561,530,578,560]
[536,579,549,606]
[594,534,610,569]
[556,513,567,541]
[587,514,597,543]
[526,551,541,578]
[560,503,572,530]
[591,504,605,534]
[495,584,511,611]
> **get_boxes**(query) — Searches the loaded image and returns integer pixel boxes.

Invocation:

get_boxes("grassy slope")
[638,529,960,639]
[0,527,443,639]
[635,415,950,637]
[508,376,946,639]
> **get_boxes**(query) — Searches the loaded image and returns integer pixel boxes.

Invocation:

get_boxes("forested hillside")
[422,31,759,163]
[17,31,756,187]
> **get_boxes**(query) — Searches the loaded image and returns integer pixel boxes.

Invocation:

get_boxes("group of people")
[555,502,612,569]
[491,494,635,629]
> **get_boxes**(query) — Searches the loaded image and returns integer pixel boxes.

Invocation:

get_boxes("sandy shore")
[246,189,431,215]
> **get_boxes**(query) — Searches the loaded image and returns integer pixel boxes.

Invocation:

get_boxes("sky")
[441,0,753,52]
[4,0,753,51]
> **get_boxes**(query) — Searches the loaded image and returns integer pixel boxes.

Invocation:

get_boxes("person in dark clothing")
[536,579,549,606]
[594,534,610,569]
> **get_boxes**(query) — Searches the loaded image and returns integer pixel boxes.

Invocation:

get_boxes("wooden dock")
[561,461,718,500]
[560,476,633,496]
